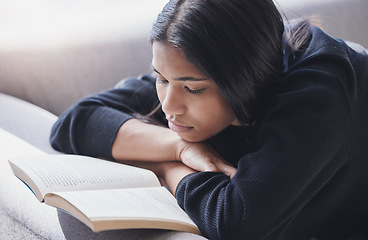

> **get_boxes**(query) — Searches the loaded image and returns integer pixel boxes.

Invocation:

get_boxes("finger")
[203,162,218,172]
[184,158,217,172]
[213,161,237,177]
[181,151,216,172]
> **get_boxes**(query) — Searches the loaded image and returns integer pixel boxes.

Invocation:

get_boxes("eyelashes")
[156,79,206,95]
[185,87,205,94]
[156,79,168,85]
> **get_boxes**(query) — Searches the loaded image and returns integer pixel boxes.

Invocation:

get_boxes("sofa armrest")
[0,93,59,154]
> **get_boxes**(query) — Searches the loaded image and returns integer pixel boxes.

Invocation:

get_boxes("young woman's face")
[152,42,239,142]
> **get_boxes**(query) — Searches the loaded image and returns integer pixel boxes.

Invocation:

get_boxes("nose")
[161,85,186,116]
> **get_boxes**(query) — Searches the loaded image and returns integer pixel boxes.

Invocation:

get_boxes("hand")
[176,141,237,178]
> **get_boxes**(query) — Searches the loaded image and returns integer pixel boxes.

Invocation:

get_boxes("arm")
[50,74,162,159]
[113,119,237,175]
[50,75,236,175]
[112,118,182,162]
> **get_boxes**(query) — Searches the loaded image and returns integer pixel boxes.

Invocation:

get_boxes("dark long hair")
[150,0,312,125]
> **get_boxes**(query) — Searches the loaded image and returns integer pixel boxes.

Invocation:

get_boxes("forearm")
[112,118,184,162]
[51,104,132,158]
[161,162,196,196]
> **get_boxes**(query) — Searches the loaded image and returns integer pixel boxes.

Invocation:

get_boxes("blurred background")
[0,0,367,115]
[0,0,167,49]
[0,0,167,115]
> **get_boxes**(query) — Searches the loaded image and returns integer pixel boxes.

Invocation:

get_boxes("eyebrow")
[151,65,208,82]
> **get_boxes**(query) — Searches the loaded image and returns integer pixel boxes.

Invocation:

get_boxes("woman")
[50,0,368,239]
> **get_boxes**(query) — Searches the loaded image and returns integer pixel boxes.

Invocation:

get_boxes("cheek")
[210,103,236,131]
[195,97,235,127]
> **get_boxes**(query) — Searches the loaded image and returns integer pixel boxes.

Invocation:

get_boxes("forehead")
[152,42,205,78]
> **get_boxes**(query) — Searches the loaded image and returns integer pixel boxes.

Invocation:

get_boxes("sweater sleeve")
[175,68,351,240]
[50,74,160,159]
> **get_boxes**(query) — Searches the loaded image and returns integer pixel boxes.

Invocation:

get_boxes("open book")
[8,154,200,235]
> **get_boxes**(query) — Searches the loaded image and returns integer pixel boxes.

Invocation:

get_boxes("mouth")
[168,121,194,133]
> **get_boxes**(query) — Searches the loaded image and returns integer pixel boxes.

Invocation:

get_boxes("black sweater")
[50,27,368,240]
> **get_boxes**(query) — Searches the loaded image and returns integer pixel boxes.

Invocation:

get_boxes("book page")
[9,154,161,198]
[45,186,199,233]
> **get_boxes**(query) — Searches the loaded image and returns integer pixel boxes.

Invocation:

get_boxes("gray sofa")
[1,0,367,239]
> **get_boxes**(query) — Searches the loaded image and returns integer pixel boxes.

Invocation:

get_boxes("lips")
[168,121,194,133]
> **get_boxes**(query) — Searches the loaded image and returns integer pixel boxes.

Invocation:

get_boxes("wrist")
[162,162,196,196]
[172,137,189,162]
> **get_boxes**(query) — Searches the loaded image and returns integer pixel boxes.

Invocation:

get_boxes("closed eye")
[185,86,206,94]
